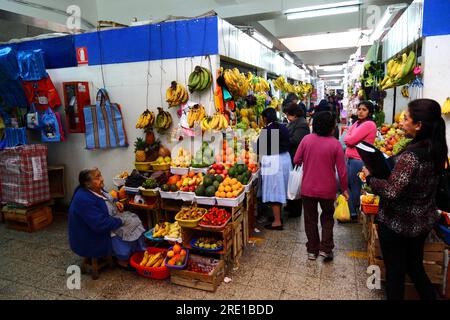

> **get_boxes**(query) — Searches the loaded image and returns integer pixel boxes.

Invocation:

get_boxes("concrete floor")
[0,213,385,300]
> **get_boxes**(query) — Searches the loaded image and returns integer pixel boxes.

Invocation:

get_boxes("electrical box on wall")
[63,82,91,133]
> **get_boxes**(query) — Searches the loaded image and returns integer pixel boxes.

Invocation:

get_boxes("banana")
[140,251,149,266]
[210,115,219,130]
[442,98,450,115]
[146,252,162,267]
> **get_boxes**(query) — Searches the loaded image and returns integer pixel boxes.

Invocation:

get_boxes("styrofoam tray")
[170,167,189,175]
[179,191,195,202]
[190,167,210,174]
[194,196,216,206]
[159,190,180,200]
[216,192,245,207]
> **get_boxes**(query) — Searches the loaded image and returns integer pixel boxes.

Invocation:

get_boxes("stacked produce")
[215,177,244,199]
[272,76,313,96]
[192,237,223,250]
[236,107,258,131]
[152,156,172,166]
[375,122,410,156]
[125,170,146,188]
[188,66,213,93]
[165,221,181,239]
[200,208,231,227]
[442,97,450,115]
[154,107,172,133]
[251,76,270,93]
[142,178,158,189]
[171,147,191,168]
[187,104,206,128]
[152,222,170,238]
[192,142,215,168]
[223,68,251,98]
[166,244,187,266]
[166,81,189,107]
[135,110,155,129]
[139,251,166,268]
[379,51,416,90]
[361,194,380,206]
[162,172,204,192]
[227,163,253,185]
[195,174,223,198]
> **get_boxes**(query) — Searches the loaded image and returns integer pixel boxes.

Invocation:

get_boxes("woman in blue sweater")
[69,168,145,269]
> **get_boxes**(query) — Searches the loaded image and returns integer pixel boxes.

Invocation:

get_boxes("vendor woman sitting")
[69,168,146,269]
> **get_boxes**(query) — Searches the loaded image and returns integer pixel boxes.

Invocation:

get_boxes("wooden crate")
[232,213,244,261]
[48,165,65,199]
[3,205,53,232]
[181,223,233,254]
[170,255,225,292]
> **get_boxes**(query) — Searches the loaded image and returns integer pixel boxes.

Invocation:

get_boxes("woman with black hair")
[363,99,447,300]
[343,101,377,220]
[294,112,348,260]
[257,107,291,230]
[285,102,310,217]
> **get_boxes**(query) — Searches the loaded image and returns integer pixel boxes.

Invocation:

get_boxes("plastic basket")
[194,195,216,206]
[179,191,195,202]
[361,203,379,215]
[143,229,165,242]
[216,191,245,207]
[190,166,210,174]
[170,167,189,175]
[164,246,189,270]
[199,215,231,231]
[175,208,207,228]
[190,238,223,252]
[159,190,180,200]
[140,188,160,197]
[135,162,152,171]
[129,247,170,280]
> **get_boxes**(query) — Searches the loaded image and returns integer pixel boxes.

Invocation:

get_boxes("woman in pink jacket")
[343,101,377,220]
[294,111,349,261]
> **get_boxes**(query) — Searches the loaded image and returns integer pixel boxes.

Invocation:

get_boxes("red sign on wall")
[76,47,88,65]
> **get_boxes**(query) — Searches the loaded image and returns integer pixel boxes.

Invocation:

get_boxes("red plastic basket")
[129,247,170,280]
[361,203,379,215]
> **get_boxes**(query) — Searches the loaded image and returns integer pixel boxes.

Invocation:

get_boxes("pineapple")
[134,137,147,162]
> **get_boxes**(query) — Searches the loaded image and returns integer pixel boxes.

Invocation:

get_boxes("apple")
[218,164,224,170]
[189,186,195,192]
[216,169,222,174]
[222,169,228,176]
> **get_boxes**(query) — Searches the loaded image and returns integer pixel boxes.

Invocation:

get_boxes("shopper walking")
[257,107,292,230]
[343,101,377,221]
[363,99,446,300]
[294,111,348,260]
[285,102,310,218]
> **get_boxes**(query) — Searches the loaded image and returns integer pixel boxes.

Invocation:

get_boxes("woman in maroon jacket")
[363,99,447,300]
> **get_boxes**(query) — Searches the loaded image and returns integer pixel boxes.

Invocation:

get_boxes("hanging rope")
[145,21,153,110]
[96,26,107,89]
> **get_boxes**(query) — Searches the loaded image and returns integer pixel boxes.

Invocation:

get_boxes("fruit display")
[250,76,270,93]
[227,163,253,185]
[236,107,258,131]
[176,206,207,221]
[272,76,313,96]
[223,68,251,98]
[135,110,155,129]
[192,237,223,250]
[165,244,188,267]
[361,194,380,206]
[200,207,231,227]
[152,155,172,165]
[154,107,172,133]
[125,170,146,188]
[187,104,206,128]
[188,66,213,93]
[215,176,244,199]
[379,51,416,90]
[134,137,147,162]
[165,221,181,239]
[152,222,170,238]
[142,178,158,189]
[139,251,166,268]
[201,113,229,131]
[195,174,223,197]
[166,81,189,107]
[171,147,191,168]
[172,172,204,192]
[374,123,407,156]
[442,97,450,115]
[192,141,214,168]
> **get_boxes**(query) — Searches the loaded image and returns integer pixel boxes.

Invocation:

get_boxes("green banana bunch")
[155,107,172,134]
[188,66,212,93]
[380,51,416,90]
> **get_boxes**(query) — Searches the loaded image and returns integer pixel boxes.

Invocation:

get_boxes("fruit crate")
[179,191,195,202]
[3,205,53,232]
[216,191,245,207]
[194,196,216,206]
[181,223,233,254]
[232,213,244,261]
[159,190,180,200]
[170,254,225,292]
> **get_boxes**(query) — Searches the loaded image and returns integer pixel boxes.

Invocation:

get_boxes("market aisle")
[0,214,384,300]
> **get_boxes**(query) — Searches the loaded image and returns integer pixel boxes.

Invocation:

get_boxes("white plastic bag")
[287,165,303,200]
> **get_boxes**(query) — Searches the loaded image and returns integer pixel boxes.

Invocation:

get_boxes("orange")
[180,249,187,256]
[226,192,233,198]
[222,180,229,187]
[215,191,220,197]
[232,191,239,197]
[231,178,238,185]
[220,191,226,198]
[168,258,176,265]
[167,250,174,258]
[225,186,232,193]
[218,186,225,192]
[173,244,181,254]
[232,184,239,191]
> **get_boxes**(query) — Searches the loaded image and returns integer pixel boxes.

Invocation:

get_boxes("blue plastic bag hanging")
[17,49,47,81]
[0,47,20,81]
[40,107,61,142]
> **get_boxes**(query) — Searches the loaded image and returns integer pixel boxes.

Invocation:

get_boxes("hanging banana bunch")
[135,110,155,129]
[187,104,206,128]
[154,107,172,133]
[223,68,251,98]
[166,81,189,107]
[379,51,416,90]
[442,97,450,115]
[251,76,270,93]
[401,85,410,98]
[201,113,229,131]
[188,66,213,93]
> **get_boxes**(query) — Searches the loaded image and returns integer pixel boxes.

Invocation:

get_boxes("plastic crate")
[194,196,216,206]
[159,190,180,200]
[170,167,189,175]
[216,191,245,207]
[129,247,169,280]
[179,191,195,202]
[361,203,379,215]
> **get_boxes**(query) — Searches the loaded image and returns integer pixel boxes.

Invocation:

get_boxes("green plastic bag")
[334,194,350,222]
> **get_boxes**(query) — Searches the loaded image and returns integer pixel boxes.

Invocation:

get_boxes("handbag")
[83,89,128,150]
[22,75,62,111]
[436,159,450,212]
[26,103,40,129]
[40,107,61,142]
[287,165,303,200]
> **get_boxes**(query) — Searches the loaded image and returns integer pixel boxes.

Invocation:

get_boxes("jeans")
[378,223,436,300]
[347,158,364,217]
[302,196,335,254]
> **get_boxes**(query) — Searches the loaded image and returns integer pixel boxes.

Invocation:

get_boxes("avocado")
[161,184,169,192]
[237,164,244,174]
[215,175,224,183]
[228,167,236,177]
[213,181,220,189]
[195,185,206,196]
[169,184,178,192]
[203,176,214,187]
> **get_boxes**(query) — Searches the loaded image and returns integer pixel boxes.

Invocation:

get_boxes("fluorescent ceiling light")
[370,3,408,42]
[281,53,294,63]
[320,74,345,78]
[286,6,359,20]
[280,30,372,52]
[285,1,361,14]
[316,65,344,72]
[252,32,273,49]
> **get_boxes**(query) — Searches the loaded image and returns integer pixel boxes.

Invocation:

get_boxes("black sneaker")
[319,251,334,261]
